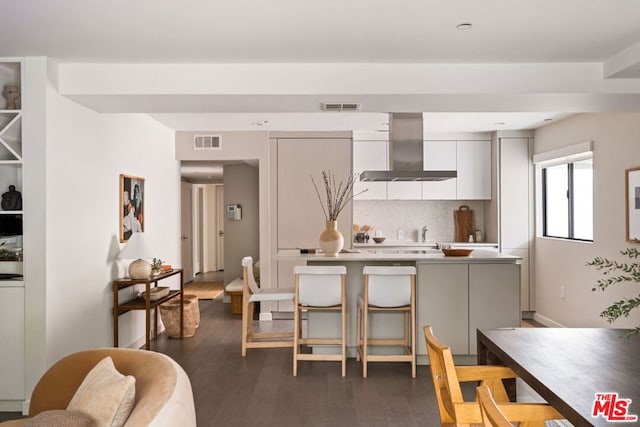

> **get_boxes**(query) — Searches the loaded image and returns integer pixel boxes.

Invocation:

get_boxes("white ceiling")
[2,0,640,180]
[3,0,640,64]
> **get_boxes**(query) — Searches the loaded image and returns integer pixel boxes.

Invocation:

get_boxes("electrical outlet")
[560,285,566,299]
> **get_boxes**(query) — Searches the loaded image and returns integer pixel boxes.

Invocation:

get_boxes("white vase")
[319,220,344,257]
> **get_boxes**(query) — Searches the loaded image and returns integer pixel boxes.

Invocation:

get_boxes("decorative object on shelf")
[1,185,22,210]
[151,258,164,275]
[353,224,375,243]
[587,247,640,337]
[117,232,155,279]
[0,241,14,260]
[625,166,640,242]
[119,174,144,243]
[2,85,20,110]
[140,286,170,301]
[372,237,386,244]
[312,170,367,256]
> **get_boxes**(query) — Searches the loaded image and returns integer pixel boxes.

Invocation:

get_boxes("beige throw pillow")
[67,357,136,427]
[25,409,97,426]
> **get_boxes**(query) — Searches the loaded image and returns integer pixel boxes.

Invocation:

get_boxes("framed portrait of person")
[119,174,145,242]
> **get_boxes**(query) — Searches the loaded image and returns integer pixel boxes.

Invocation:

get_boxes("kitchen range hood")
[359,113,457,182]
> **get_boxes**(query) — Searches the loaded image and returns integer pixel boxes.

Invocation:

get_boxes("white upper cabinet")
[422,140,457,200]
[456,140,491,200]
[353,136,492,201]
[353,140,387,200]
[387,181,422,200]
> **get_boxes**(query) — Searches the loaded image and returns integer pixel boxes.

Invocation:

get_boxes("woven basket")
[159,298,197,338]
[183,294,200,328]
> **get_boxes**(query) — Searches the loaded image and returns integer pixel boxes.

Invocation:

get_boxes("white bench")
[225,278,243,315]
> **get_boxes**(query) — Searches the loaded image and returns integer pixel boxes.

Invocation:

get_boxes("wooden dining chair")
[241,256,294,356]
[477,385,512,427]
[423,325,563,427]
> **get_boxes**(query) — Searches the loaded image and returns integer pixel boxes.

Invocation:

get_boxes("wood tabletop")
[477,328,640,427]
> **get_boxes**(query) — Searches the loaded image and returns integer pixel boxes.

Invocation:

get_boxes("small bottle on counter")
[468,234,474,243]
[474,229,482,243]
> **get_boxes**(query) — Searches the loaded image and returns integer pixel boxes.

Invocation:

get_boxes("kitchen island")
[276,249,521,364]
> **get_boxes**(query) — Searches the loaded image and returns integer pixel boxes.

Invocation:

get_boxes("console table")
[113,269,184,350]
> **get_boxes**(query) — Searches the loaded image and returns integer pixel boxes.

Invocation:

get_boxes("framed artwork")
[119,174,145,242]
[626,167,640,243]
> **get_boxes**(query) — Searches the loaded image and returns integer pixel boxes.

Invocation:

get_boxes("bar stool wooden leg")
[356,300,362,362]
[362,296,369,378]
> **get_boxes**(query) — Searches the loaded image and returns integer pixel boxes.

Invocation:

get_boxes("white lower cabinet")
[468,263,520,352]
[0,286,25,399]
[417,262,520,357]
[417,263,469,355]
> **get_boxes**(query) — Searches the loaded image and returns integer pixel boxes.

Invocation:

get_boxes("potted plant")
[587,247,640,336]
[151,258,164,275]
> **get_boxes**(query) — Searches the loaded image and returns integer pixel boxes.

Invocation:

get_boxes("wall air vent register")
[193,135,221,150]
[321,103,361,112]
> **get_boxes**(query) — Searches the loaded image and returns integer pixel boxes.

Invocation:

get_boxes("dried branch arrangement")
[311,170,368,221]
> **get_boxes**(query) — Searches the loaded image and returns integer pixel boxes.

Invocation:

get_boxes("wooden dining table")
[477,328,640,427]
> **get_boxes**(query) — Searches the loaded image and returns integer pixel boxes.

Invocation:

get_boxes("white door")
[181,182,194,282]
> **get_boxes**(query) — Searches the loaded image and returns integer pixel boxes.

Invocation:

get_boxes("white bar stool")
[356,266,417,378]
[293,265,347,377]
[241,256,295,357]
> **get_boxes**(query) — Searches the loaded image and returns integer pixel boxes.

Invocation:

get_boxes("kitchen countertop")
[276,248,519,263]
[353,241,498,249]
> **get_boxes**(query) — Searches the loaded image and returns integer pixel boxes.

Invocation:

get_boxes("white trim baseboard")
[532,312,566,328]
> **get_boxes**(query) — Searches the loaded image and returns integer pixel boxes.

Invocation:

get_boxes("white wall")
[43,83,179,364]
[533,113,640,329]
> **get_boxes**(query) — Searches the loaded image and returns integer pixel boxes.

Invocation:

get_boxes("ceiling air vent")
[193,135,221,150]
[321,103,361,112]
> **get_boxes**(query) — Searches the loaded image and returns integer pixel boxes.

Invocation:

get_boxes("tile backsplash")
[353,200,487,243]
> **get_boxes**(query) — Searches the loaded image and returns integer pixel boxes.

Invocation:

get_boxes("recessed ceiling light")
[544,118,553,122]
[251,120,269,127]
[494,121,506,126]
[457,23,473,30]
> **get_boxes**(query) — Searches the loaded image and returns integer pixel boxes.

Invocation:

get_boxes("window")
[535,142,593,241]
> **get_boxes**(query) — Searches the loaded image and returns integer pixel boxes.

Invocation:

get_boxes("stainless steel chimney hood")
[359,113,457,182]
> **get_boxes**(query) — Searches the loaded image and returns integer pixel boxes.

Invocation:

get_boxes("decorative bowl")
[442,248,473,257]
[372,237,386,244]
[141,286,170,301]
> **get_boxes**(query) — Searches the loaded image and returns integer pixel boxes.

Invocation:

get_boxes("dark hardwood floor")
[152,298,450,427]
[0,296,499,425]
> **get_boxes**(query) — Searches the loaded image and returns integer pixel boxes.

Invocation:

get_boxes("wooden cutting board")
[454,205,475,242]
